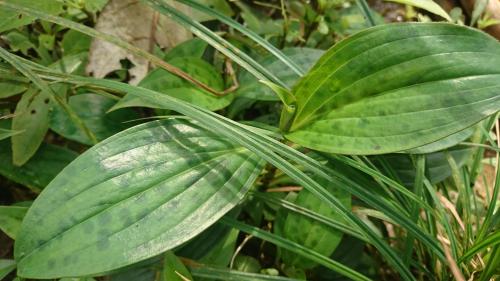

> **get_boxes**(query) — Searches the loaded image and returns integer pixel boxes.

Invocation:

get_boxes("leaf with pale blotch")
[86,0,192,84]
[285,23,500,155]
[15,118,264,279]
[12,88,51,166]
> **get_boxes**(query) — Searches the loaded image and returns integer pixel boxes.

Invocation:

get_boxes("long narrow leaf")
[174,0,305,76]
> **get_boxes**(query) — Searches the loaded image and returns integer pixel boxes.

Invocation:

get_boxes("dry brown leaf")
[86,0,192,84]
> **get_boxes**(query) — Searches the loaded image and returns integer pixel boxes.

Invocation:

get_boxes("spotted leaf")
[285,23,500,154]
[14,118,264,278]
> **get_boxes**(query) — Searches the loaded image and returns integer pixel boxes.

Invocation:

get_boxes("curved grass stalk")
[174,0,305,76]
[145,0,288,89]
[0,47,98,145]
[0,1,232,97]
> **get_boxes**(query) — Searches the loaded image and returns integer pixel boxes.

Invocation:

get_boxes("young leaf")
[11,87,51,166]
[14,118,264,278]
[285,23,500,155]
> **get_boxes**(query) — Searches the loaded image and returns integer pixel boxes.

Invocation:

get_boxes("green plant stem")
[146,0,288,89]
[403,155,425,266]
[355,0,376,26]
[174,0,304,76]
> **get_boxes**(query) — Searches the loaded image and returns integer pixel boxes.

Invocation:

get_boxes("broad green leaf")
[15,118,265,278]
[59,276,97,281]
[112,57,232,111]
[0,0,63,33]
[384,0,451,21]
[50,93,139,145]
[285,23,500,155]
[190,0,233,22]
[275,176,351,269]
[163,251,193,281]
[0,142,78,191]
[378,148,472,186]
[11,87,51,166]
[237,48,324,101]
[0,259,16,280]
[0,206,28,239]
[164,38,208,61]
[61,30,91,55]
[0,81,27,99]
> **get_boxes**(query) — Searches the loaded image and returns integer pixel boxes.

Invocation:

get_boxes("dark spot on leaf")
[18,14,23,19]
[63,256,72,266]
[97,238,110,251]
[44,98,49,104]
[31,109,36,114]
[47,259,55,269]
[83,221,95,234]
[374,145,381,150]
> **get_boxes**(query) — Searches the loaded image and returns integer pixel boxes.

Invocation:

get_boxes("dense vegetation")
[0,0,499,280]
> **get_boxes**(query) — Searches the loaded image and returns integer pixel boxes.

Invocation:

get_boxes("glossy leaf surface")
[14,118,264,278]
[285,23,500,154]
